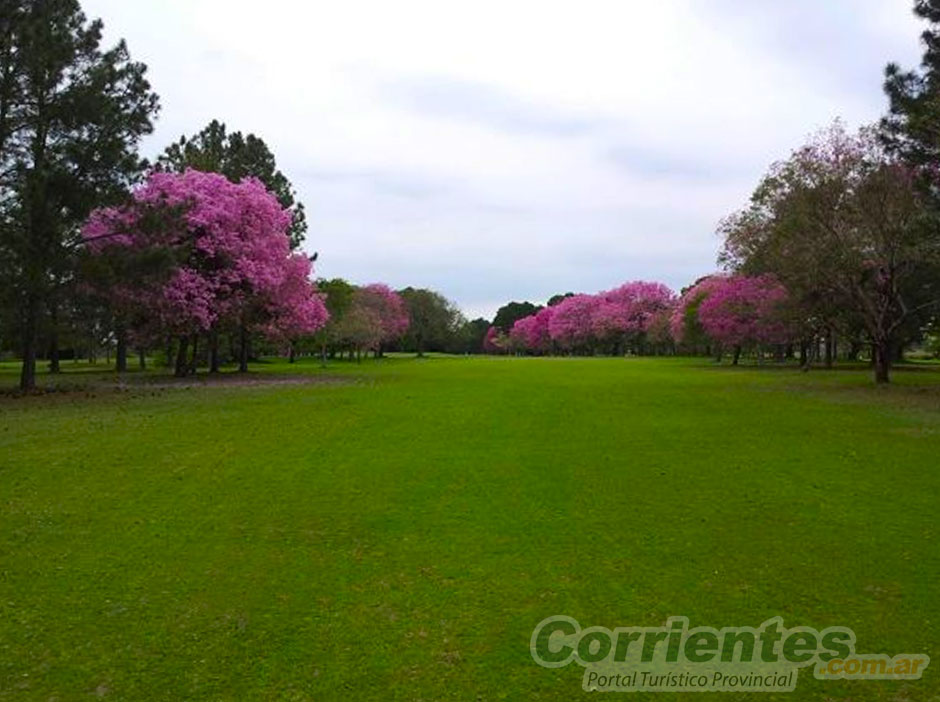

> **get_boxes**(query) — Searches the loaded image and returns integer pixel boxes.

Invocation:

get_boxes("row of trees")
[483,1,940,384]
[716,124,940,382]
[712,0,940,382]
[485,145,939,383]
[484,275,794,363]
[487,281,674,356]
[314,281,490,360]
[8,0,940,386]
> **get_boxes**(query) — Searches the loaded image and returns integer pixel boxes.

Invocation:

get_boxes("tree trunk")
[732,346,741,366]
[138,348,146,370]
[799,341,810,371]
[874,340,891,384]
[824,329,833,369]
[893,342,905,363]
[238,325,249,373]
[320,342,327,368]
[48,301,60,374]
[289,343,296,363]
[208,331,220,373]
[115,326,128,373]
[174,335,190,378]
[847,341,861,362]
[165,337,174,367]
[188,333,199,375]
[19,294,39,391]
[48,333,60,374]
[416,334,424,358]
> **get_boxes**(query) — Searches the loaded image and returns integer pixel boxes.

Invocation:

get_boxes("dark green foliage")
[492,300,541,333]
[398,287,462,356]
[883,0,940,162]
[460,317,492,353]
[547,292,574,306]
[0,0,159,390]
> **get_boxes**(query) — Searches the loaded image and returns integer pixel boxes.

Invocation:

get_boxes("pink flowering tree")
[336,283,409,359]
[695,275,793,364]
[508,317,533,353]
[593,281,675,354]
[82,169,328,375]
[261,254,330,362]
[360,284,409,354]
[645,308,676,354]
[548,294,600,353]
[670,276,726,354]
[510,306,555,354]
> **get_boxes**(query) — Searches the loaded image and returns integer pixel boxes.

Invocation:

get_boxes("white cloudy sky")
[84,0,924,319]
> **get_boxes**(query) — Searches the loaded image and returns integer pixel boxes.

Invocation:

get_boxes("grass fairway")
[1,356,938,700]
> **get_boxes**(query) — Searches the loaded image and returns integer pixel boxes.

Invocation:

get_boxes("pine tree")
[0,0,159,390]
[883,0,940,162]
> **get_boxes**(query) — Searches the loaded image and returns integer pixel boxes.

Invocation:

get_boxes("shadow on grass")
[0,369,354,402]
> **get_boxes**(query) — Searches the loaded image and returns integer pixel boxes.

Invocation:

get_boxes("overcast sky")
[84,0,924,319]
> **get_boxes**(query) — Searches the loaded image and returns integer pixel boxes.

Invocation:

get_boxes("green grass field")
[1,356,938,700]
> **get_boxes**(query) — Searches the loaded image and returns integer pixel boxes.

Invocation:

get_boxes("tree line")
[484,1,940,383]
[6,0,940,387]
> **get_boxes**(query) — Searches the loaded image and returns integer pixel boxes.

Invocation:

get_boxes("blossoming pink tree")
[359,284,409,354]
[335,284,409,359]
[501,282,676,356]
[82,169,328,375]
[593,281,675,353]
[697,275,792,363]
[671,274,792,363]
[510,306,554,354]
[670,276,726,353]
[547,294,601,352]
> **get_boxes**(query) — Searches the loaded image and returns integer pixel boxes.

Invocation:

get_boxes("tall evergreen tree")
[883,0,940,162]
[0,0,159,390]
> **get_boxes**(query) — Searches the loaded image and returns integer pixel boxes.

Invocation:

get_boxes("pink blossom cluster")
[82,169,328,341]
[509,306,554,352]
[698,275,791,346]
[672,274,792,347]
[355,284,410,344]
[506,281,676,352]
[670,276,726,343]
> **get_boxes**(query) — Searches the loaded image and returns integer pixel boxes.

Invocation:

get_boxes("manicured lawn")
[1,356,938,700]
